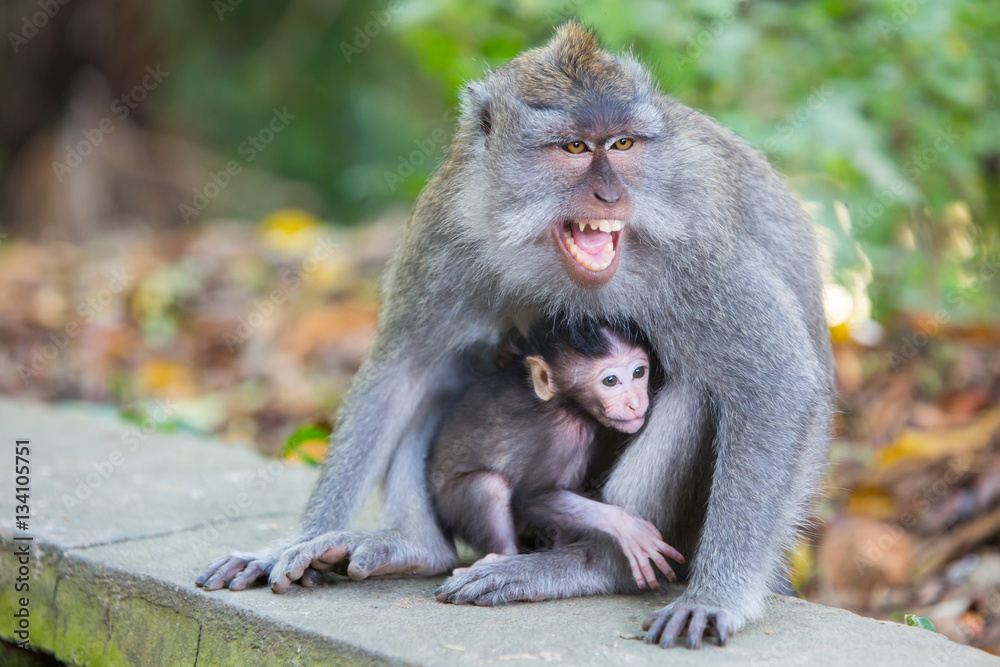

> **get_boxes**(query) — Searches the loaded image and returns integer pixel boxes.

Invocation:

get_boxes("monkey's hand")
[642,597,735,649]
[607,511,685,591]
[196,537,299,591]
[269,529,457,593]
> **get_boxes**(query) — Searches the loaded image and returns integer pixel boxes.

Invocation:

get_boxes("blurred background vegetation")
[2,0,1000,654]
[2,0,998,318]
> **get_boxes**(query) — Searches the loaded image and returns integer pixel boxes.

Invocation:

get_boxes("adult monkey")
[198,22,833,649]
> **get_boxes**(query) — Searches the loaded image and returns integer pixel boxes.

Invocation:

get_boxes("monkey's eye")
[563,141,589,154]
[633,366,646,379]
[602,375,618,387]
[611,137,634,151]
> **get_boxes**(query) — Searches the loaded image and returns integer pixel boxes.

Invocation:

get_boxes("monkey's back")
[428,366,593,496]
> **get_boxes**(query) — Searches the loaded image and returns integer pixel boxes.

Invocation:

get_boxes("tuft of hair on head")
[505,20,634,110]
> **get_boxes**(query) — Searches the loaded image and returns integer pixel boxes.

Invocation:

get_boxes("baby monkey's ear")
[526,356,556,401]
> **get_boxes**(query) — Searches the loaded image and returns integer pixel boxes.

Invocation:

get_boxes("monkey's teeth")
[572,219,624,232]
[563,227,615,272]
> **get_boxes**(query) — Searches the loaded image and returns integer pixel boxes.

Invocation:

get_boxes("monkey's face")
[577,342,650,434]
[457,26,687,298]
[545,135,640,287]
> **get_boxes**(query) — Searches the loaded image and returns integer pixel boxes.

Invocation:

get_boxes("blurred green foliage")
[154,0,1000,319]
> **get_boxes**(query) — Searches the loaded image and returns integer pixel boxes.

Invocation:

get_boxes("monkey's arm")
[198,231,494,592]
[522,489,684,590]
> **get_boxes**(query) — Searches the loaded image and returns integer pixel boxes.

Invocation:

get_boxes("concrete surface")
[0,398,996,666]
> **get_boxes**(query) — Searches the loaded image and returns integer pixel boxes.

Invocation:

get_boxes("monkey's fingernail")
[433,587,444,595]
[447,594,458,602]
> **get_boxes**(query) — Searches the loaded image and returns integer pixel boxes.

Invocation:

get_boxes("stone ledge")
[1,399,996,666]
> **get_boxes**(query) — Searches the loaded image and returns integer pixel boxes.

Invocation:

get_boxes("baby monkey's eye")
[602,375,619,387]
[611,137,634,150]
[633,366,646,379]
[563,141,589,154]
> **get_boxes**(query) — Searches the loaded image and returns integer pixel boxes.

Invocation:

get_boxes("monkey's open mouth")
[558,219,623,272]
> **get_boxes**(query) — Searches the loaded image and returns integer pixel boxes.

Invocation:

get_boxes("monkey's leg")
[199,297,491,592]
[643,327,831,647]
[437,471,519,557]
[523,490,683,591]
[265,348,478,591]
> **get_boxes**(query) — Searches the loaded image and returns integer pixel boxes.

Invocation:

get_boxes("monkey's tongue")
[564,225,615,272]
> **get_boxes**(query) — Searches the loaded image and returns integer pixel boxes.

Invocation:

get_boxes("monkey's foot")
[450,552,509,577]
[269,530,457,593]
[434,554,548,605]
[642,600,733,649]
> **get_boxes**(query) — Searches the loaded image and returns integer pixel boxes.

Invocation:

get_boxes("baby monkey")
[429,318,684,590]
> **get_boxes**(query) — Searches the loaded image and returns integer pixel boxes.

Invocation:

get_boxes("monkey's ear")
[526,356,556,401]
[464,81,493,140]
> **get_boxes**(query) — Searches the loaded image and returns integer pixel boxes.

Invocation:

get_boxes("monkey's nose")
[594,186,622,205]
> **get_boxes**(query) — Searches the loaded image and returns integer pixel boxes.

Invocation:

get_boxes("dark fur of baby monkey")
[428,317,684,592]
[197,21,833,651]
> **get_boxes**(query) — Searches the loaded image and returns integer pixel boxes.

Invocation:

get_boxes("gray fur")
[197,22,832,648]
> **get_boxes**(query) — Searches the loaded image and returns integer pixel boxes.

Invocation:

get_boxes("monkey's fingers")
[659,604,690,648]
[636,553,661,591]
[200,557,249,591]
[686,608,708,649]
[312,544,350,571]
[270,548,314,593]
[299,567,323,588]
[646,549,676,583]
[228,559,271,591]
[195,555,232,587]
[626,552,647,589]
[655,540,685,564]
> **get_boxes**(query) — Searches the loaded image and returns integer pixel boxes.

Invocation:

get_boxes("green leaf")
[904,615,937,632]
[280,423,332,464]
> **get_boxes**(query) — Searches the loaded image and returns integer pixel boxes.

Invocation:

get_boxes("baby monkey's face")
[582,341,650,434]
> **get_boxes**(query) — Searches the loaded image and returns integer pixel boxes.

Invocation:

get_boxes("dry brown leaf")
[818,517,915,592]
[136,357,200,398]
[279,302,378,361]
[845,487,897,519]
[876,409,1000,469]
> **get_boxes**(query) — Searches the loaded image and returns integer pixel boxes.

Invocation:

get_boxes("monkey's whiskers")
[561,219,622,272]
